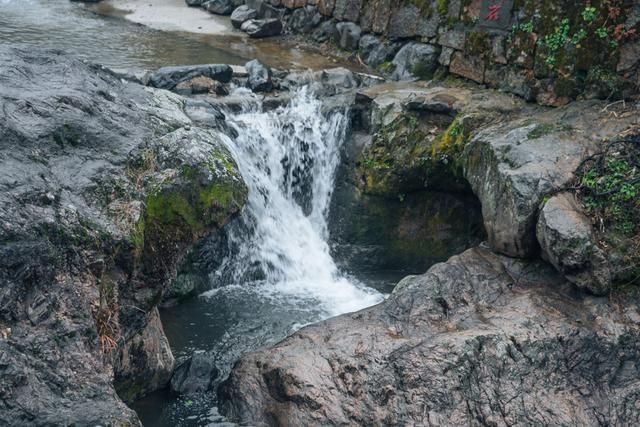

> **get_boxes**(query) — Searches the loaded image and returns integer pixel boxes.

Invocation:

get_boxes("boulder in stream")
[148,63,233,90]
[245,59,273,92]
[241,18,284,38]
[231,5,258,29]
[204,0,235,15]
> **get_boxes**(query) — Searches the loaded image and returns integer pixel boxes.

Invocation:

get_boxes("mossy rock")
[130,128,248,277]
[357,112,471,197]
[509,0,633,103]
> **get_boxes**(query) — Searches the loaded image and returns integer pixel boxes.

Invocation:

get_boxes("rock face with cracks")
[219,247,640,426]
[0,47,247,425]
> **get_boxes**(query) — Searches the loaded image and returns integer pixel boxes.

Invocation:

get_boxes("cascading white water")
[210,87,383,318]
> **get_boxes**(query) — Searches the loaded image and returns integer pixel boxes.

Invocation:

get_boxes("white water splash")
[211,87,383,318]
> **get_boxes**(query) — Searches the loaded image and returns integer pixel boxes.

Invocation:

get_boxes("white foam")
[216,87,384,318]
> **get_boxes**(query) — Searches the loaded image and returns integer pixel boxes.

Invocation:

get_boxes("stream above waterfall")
[0,0,355,72]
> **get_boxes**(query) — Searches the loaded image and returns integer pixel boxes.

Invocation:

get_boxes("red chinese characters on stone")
[486,1,504,21]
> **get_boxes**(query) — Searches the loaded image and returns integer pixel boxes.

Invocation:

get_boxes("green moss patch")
[145,180,238,235]
[358,113,471,197]
[526,122,572,139]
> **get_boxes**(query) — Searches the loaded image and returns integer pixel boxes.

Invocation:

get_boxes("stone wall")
[232,0,640,105]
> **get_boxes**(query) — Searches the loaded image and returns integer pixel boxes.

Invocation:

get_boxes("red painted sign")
[486,3,503,21]
[485,0,504,21]
[479,0,512,30]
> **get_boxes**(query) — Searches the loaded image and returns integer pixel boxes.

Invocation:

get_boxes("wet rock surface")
[241,18,284,38]
[218,79,640,426]
[148,63,233,90]
[115,308,175,402]
[219,246,640,426]
[0,47,247,425]
[230,5,257,28]
[245,59,273,92]
[463,102,639,258]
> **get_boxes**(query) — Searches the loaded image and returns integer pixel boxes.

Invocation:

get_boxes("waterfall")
[207,87,383,319]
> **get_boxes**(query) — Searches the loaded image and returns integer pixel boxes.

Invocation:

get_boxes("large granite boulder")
[219,246,640,426]
[463,101,639,258]
[537,193,611,295]
[0,46,247,425]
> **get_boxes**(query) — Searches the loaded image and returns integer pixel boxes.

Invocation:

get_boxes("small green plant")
[582,6,598,22]
[380,61,395,74]
[512,21,534,33]
[595,26,609,39]
[572,28,588,44]
[542,18,570,65]
[578,140,640,237]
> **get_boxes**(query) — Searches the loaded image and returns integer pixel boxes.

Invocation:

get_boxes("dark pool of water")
[132,270,402,427]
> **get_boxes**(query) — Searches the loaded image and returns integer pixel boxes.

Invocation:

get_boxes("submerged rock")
[171,351,219,394]
[0,46,247,425]
[219,246,640,426]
